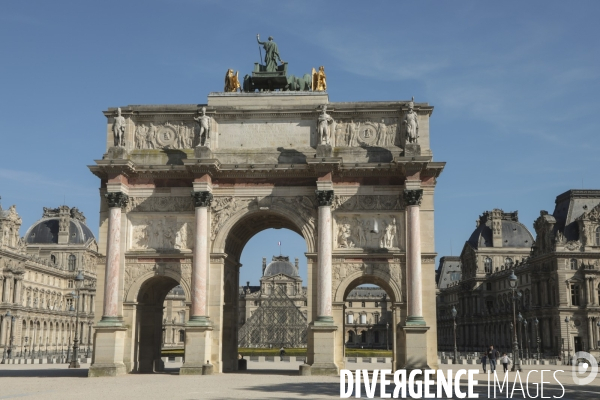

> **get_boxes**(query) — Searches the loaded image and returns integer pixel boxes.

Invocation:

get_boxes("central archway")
[211,203,317,372]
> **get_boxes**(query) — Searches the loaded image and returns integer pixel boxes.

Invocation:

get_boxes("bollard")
[202,360,213,375]
[299,363,311,376]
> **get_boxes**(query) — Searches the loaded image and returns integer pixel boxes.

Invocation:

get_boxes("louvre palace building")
[436,190,600,359]
[0,203,99,359]
[162,255,393,350]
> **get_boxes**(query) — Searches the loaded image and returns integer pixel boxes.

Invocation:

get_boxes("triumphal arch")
[87,46,444,376]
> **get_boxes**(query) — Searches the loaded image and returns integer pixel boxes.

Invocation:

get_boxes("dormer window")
[504,257,514,269]
[68,254,76,271]
[484,257,492,274]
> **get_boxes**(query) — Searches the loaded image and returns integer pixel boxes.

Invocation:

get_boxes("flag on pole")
[278,241,281,246]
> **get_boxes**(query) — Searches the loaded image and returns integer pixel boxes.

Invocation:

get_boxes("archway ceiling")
[224,212,303,261]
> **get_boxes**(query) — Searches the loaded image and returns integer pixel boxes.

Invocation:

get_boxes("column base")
[97,316,123,327]
[187,316,211,327]
[180,324,213,375]
[307,323,339,376]
[406,316,426,326]
[88,326,128,377]
[399,324,430,370]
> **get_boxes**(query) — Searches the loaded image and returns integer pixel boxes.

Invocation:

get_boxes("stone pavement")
[0,362,599,399]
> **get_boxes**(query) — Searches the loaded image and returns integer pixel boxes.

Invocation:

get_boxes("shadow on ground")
[0,368,89,378]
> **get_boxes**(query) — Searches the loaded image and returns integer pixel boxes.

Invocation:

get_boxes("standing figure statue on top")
[113,107,126,147]
[317,105,334,145]
[403,98,419,144]
[257,34,284,72]
[194,107,211,147]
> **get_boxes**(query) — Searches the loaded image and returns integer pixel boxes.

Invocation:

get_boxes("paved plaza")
[1,362,599,399]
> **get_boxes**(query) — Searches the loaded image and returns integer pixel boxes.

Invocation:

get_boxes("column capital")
[315,190,334,207]
[403,189,423,206]
[105,192,129,209]
[191,191,213,208]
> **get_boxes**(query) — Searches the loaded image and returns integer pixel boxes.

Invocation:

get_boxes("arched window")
[596,226,600,246]
[484,257,492,274]
[504,257,514,269]
[361,331,366,343]
[68,255,76,271]
[347,314,354,324]
[570,259,578,270]
[360,314,367,324]
[179,330,185,342]
[348,331,354,343]
[374,331,380,343]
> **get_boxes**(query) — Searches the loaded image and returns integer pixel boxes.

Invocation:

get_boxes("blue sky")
[1,2,599,286]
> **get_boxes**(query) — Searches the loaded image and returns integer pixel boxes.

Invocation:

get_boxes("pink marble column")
[404,189,425,325]
[189,191,212,326]
[100,192,128,324]
[316,190,334,323]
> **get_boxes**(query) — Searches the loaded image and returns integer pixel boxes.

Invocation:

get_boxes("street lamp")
[535,318,540,360]
[69,271,84,368]
[565,316,571,366]
[1,311,15,363]
[386,322,390,351]
[517,313,523,361]
[509,271,521,372]
[523,318,529,360]
[451,305,458,363]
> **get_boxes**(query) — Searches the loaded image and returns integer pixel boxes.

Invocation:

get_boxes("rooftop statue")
[194,107,211,147]
[224,69,241,92]
[403,98,419,144]
[113,107,126,147]
[312,66,327,91]
[256,34,284,72]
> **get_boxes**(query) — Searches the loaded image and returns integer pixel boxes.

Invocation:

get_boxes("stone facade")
[0,204,98,360]
[437,192,600,359]
[89,91,445,376]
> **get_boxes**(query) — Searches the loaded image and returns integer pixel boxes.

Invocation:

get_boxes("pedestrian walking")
[481,353,487,373]
[487,345,499,373]
[500,353,511,373]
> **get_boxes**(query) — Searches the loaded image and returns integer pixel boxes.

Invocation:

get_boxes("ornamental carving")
[105,192,129,209]
[210,197,253,241]
[124,262,192,292]
[126,196,195,213]
[192,191,213,208]
[403,189,423,206]
[564,240,582,251]
[330,118,399,147]
[315,190,334,207]
[332,262,403,300]
[332,195,402,211]
[134,121,198,150]
[334,214,401,250]
[130,217,194,250]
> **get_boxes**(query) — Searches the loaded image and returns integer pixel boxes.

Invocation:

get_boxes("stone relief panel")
[334,214,402,250]
[330,118,399,147]
[332,262,404,302]
[332,195,403,211]
[126,196,195,213]
[129,216,194,251]
[134,121,199,150]
[124,262,192,294]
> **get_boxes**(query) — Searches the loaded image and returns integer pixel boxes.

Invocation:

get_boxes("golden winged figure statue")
[224,69,241,92]
[311,66,327,91]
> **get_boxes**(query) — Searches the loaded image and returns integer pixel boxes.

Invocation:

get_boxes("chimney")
[262,257,267,276]
[295,258,299,271]
[491,209,503,248]
[246,281,250,288]
[58,205,70,245]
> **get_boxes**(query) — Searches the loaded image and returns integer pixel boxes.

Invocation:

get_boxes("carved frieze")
[134,121,198,150]
[332,195,402,211]
[126,196,195,213]
[130,217,194,250]
[210,197,253,241]
[330,118,399,147]
[334,214,402,250]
